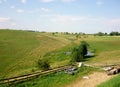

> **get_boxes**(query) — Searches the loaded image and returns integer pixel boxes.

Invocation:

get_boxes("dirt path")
[66,72,113,87]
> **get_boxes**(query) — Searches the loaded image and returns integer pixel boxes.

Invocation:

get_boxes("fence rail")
[0,65,70,85]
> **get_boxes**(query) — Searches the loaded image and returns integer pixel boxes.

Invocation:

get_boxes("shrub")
[37,59,50,70]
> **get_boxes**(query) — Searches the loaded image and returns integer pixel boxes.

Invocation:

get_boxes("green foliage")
[37,59,50,70]
[71,47,81,62]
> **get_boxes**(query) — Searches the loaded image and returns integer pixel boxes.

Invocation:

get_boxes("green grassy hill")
[0,30,70,78]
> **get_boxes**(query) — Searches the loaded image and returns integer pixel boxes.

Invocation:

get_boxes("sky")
[0,0,120,33]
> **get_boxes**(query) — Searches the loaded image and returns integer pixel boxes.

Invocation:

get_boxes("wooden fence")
[0,65,71,85]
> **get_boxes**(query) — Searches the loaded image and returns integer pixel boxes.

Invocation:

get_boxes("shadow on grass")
[82,55,97,62]
[85,55,95,58]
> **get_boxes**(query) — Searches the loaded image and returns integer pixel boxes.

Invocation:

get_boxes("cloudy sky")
[0,0,120,33]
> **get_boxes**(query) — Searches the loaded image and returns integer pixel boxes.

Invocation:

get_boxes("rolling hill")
[0,30,70,78]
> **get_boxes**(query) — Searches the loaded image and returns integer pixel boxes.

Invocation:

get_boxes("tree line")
[95,31,120,36]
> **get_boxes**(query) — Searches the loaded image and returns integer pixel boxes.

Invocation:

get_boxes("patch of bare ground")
[66,72,114,87]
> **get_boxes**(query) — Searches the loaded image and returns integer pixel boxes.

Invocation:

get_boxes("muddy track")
[66,72,114,87]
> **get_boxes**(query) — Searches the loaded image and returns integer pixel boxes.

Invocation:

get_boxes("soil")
[66,72,114,87]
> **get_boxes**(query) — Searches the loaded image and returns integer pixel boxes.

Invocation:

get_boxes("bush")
[37,59,50,70]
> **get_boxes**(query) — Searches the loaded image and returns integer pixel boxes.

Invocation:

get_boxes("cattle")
[107,66,120,75]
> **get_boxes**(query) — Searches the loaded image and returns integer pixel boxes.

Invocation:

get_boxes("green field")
[85,36,120,66]
[0,30,120,87]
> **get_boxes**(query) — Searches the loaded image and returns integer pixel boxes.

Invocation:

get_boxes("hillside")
[0,30,70,78]
[83,36,120,66]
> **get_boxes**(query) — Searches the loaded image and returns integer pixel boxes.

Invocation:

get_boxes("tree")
[37,59,50,70]
[105,32,107,35]
[71,47,80,62]
[110,31,120,36]
[76,34,79,40]
[71,41,89,63]
[52,32,55,35]
[80,41,89,56]
[97,32,104,36]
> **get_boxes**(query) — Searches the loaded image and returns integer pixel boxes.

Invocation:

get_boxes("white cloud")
[40,0,54,3]
[51,15,90,23]
[0,17,11,22]
[51,15,117,30]
[41,8,51,12]
[23,8,52,13]
[21,0,26,4]
[105,19,120,26]
[109,19,120,24]
[17,9,25,13]
[11,23,17,26]
[61,0,75,3]
[27,9,40,13]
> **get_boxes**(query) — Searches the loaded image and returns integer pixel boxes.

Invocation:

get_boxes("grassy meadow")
[83,36,120,66]
[0,29,120,87]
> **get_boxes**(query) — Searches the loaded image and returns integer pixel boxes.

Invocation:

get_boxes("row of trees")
[52,32,86,35]
[109,32,120,36]
[96,31,120,36]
